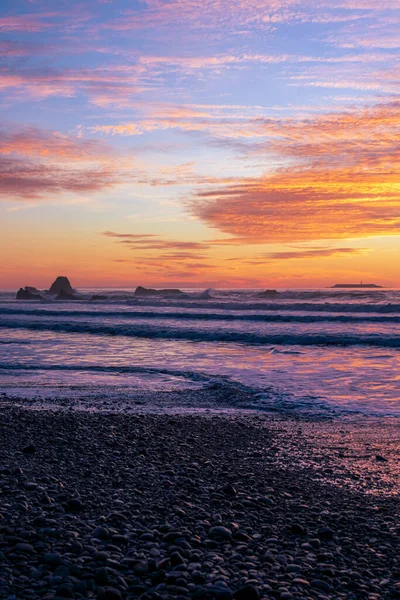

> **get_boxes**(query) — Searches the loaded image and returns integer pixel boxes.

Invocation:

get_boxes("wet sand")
[0,403,399,599]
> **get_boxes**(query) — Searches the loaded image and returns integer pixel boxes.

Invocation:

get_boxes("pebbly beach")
[0,401,399,600]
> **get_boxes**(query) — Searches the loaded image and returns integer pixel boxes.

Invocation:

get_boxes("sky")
[1,0,400,289]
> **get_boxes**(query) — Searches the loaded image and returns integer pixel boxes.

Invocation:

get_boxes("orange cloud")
[103,231,211,251]
[191,100,400,243]
[0,126,112,160]
[261,247,368,259]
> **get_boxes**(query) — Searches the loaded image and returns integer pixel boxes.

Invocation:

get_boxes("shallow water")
[2,287,400,416]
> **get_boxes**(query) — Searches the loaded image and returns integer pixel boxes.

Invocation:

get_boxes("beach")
[1,288,400,598]
[1,402,399,600]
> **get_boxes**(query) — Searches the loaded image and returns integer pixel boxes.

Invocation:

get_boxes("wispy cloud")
[103,231,211,251]
[262,247,368,259]
[191,99,400,243]
[0,126,127,200]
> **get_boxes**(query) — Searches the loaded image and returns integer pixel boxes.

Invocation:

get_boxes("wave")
[0,361,213,382]
[2,318,400,348]
[4,306,400,323]
[126,300,400,313]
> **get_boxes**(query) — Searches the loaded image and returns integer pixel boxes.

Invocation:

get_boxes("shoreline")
[1,404,399,599]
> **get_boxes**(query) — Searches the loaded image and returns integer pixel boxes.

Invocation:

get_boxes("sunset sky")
[1,0,400,289]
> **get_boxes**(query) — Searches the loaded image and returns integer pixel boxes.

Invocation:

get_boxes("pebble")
[0,408,398,600]
[208,527,232,540]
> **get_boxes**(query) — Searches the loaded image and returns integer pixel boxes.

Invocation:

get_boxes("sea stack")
[134,286,185,297]
[16,287,42,300]
[48,276,74,296]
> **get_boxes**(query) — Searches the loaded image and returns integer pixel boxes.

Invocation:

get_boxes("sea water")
[1,288,400,416]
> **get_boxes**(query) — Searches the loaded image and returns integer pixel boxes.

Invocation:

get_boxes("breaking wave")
[2,318,400,347]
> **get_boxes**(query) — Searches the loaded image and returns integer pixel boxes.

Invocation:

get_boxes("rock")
[16,287,42,300]
[48,276,74,296]
[95,567,109,585]
[221,483,237,497]
[22,444,36,455]
[311,579,332,593]
[55,584,74,598]
[104,588,122,600]
[233,584,260,600]
[208,526,232,540]
[375,454,388,462]
[44,552,63,567]
[289,523,307,536]
[65,498,83,512]
[170,551,185,565]
[92,526,109,540]
[202,585,233,600]
[163,531,185,543]
[56,290,77,301]
[15,543,35,554]
[233,531,252,542]
[318,526,335,540]
[134,286,185,297]
[133,561,149,575]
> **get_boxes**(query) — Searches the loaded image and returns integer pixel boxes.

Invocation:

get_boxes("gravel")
[0,406,399,599]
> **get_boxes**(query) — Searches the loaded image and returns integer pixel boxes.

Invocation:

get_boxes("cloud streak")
[0,126,126,200]
[261,247,368,259]
[191,99,400,243]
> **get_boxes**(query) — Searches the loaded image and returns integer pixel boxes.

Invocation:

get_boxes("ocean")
[1,287,400,417]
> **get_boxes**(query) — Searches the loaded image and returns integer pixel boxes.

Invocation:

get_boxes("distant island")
[331,283,383,288]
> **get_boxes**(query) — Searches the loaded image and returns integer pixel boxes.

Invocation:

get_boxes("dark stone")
[163,531,185,543]
[44,552,63,567]
[289,523,307,536]
[233,531,252,542]
[16,287,42,300]
[221,483,237,497]
[208,526,232,540]
[65,498,83,512]
[56,290,77,301]
[170,551,185,566]
[133,560,149,575]
[198,585,233,600]
[55,584,75,598]
[95,567,109,585]
[311,579,332,593]
[15,543,35,554]
[92,526,109,540]
[104,588,122,600]
[233,585,260,600]
[22,444,36,455]
[48,276,74,296]
[318,526,335,540]
[134,286,185,297]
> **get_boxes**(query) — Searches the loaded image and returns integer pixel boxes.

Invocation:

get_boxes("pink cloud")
[0,126,127,201]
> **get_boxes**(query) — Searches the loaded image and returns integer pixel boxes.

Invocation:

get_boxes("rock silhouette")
[16,287,42,300]
[55,290,77,301]
[135,286,185,297]
[16,276,76,300]
[48,276,74,296]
